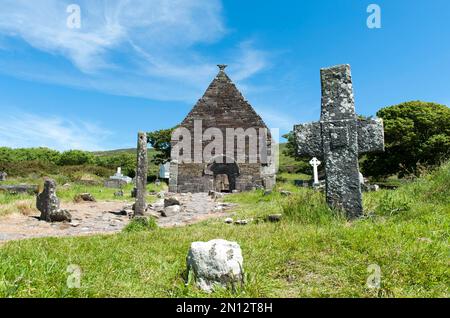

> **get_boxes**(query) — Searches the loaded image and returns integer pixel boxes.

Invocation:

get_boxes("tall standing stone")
[134,132,148,217]
[294,65,384,218]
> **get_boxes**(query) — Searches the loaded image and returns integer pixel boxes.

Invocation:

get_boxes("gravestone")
[0,171,7,181]
[37,179,72,222]
[104,167,132,188]
[309,157,321,185]
[294,64,384,218]
[134,132,148,217]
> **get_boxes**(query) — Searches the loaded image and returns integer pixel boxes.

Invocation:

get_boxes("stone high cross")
[309,157,321,185]
[294,64,384,218]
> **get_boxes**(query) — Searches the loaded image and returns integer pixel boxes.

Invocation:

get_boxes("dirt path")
[0,193,236,243]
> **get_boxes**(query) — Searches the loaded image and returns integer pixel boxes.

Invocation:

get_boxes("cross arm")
[357,118,385,154]
[294,122,323,157]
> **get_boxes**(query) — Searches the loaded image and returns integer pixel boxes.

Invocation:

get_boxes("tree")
[361,101,450,178]
[147,127,175,165]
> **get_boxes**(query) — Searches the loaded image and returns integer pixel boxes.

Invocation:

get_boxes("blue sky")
[0,0,449,151]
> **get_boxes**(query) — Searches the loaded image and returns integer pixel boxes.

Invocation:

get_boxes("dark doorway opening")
[208,159,240,193]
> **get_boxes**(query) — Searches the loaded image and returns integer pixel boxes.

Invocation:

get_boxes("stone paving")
[0,193,236,243]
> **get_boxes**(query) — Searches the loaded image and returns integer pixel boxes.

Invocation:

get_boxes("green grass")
[0,163,449,298]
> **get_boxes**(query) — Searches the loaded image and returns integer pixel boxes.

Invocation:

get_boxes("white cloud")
[0,112,111,151]
[230,41,269,81]
[0,0,268,102]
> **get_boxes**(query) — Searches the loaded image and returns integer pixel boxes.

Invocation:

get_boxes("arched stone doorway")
[204,156,240,193]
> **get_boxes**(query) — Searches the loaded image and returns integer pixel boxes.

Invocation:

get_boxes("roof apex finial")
[217,64,228,72]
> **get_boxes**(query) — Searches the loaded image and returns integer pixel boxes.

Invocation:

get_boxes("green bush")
[0,160,57,177]
[94,153,136,177]
[0,147,61,164]
[59,150,94,166]
[362,101,450,178]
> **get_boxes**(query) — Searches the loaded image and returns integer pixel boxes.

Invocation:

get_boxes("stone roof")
[180,65,268,130]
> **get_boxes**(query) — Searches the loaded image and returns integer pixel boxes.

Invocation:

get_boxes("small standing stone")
[134,132,148,217]
[0,171,7,181]
[186,239,244,292]
[37,179,72,222]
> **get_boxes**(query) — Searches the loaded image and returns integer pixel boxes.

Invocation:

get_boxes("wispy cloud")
[255,107,296,132]
[0,112,111,151]
[0,0,269,101]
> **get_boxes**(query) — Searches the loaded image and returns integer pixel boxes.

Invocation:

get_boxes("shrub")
[59,150,94,166]
[362,101,450,178]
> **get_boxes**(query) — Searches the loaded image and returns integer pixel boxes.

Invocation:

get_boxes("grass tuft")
[123,217,158,233]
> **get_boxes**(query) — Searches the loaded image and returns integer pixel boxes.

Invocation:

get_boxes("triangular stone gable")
[180,67,268,131]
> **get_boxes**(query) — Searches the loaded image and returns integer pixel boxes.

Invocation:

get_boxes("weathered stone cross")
[294,64,384,218]
[309,157,321,185]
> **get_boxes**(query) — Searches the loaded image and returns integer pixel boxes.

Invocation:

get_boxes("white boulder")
[162,204,181,217]
[186,239,244,292]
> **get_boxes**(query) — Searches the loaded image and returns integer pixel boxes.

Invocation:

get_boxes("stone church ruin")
[168,65,277,193]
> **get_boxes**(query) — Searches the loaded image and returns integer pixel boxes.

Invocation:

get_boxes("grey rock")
[162,205,181,217]
[280,190,292,196]
[37,179,72,222]
[104,179,127,189]
[294,64,384,218]
[0,171,7,181]
[224,217,233,224]
[0,184,38,195]
[266,214,282,222]
[114,190,124,197]
[157,191,165,199]
[164,197,181,207]
[186,239,244,292]
[74,193,96,202]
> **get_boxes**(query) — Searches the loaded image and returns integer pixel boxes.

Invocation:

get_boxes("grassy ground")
[0,163,448,298]
[0,179,166,217]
